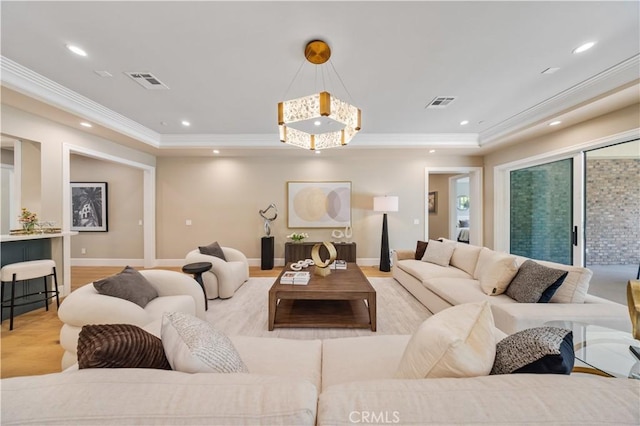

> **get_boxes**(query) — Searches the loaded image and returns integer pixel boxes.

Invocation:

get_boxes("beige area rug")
[205,277,432,340]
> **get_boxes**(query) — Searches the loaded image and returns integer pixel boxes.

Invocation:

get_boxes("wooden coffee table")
[268,263,376,331]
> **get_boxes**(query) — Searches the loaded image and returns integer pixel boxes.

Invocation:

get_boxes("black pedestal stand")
[379,213,390,272]
[261,236,274,270]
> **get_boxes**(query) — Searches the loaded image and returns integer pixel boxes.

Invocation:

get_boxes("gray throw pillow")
[93,266,158,308]
[78,324,171,370]
[491,326,574,375]
[198,241,227,261]
[505,260,568,303]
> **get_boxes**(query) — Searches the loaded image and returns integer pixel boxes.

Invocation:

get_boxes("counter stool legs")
[1,260,59,331]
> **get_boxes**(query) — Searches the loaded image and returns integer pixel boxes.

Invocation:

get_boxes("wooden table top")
[271,262,374,294]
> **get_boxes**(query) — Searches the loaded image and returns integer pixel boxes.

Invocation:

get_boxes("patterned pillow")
[93,266,158,308]
[491,327,574,375]
[198,241,227,261]
[506,260,568,303]
[415,240,428,260]
[78,324,171,370]
[161,311,248,373]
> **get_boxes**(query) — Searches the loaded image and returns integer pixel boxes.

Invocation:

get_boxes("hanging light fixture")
[278,40,361,150]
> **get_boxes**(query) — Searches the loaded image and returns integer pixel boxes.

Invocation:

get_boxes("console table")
[285,242,356,263]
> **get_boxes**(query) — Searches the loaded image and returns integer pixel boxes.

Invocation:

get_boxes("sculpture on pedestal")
[259,203,278,236]
[259,203,278,270]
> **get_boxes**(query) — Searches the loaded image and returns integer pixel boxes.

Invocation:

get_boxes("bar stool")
[1,259,59,330]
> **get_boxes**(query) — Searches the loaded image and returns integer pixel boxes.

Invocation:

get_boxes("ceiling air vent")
[125,72,169,90]
[425,96,456,109]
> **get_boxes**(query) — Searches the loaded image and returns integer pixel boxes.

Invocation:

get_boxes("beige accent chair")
[58,269,206,369]
[185,247,249,299]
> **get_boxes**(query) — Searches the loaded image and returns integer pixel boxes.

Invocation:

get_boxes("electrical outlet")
[185,219,192,226]
[414,219,420,225]
[81,248,86,255]
[138,219,143,226]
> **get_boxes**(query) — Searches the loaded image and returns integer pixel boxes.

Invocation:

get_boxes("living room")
[1,1,639,424]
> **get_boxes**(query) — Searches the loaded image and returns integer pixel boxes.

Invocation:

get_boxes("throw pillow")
[198,241,227,261]
[395,301,496,379]
[421,239,456,267]
[491,326,574,375]
[506,260,569,303]
[475,248,519,296]
[414,240,428,260]
[78,324,171,370]
[161,311,248,374]
[93,266,158,308]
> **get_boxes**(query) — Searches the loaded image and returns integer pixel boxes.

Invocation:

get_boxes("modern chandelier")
[278,40,361,151]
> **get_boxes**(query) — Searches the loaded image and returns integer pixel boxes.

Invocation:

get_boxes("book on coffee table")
[280,271,310,284]
[331,260,347,270]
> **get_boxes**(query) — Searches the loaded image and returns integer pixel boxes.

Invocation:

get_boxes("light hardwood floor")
[1,265,390,379]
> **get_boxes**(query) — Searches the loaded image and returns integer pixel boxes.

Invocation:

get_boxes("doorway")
[424,167,482,245]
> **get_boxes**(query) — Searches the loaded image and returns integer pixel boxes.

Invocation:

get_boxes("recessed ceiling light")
[181,120,190,127]
[459,120,469,126]
[429,149,436,154]
[314,120,322,126]
[549,120,562,126]
[573,42,596,54]
[212,149,220,154]
[80,122,92,128]
[66,44,87,57]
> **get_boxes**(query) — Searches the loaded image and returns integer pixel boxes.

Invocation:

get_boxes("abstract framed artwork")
[287,181,351,228]
[428,191,438,214]
[71,182,108,232]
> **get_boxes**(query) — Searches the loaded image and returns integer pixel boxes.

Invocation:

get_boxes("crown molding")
[479,54,640,146]
[0,56,161,147]
[159,132,480,149]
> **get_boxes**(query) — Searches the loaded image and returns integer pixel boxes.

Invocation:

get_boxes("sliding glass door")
[509,159,573,265]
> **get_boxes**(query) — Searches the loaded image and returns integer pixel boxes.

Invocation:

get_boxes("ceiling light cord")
[281,57,307,101]
[329,60,357,105]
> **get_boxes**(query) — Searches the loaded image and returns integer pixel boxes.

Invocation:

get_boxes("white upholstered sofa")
[2,333,638,425]
[392,239,631,334]
[58,269,206,369]
[185,247,249,299]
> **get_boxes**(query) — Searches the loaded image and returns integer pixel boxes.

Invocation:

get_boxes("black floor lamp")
[374,196,399,272]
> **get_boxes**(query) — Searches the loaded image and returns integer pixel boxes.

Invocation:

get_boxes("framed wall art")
[287,181,351,228]
[71,182,108,232]
[428,191,438,214]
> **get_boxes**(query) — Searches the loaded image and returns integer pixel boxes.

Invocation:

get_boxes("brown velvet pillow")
[93,266,158,308]
[78,324,171,370]
[415,240,428,260]
[198,241,227,261]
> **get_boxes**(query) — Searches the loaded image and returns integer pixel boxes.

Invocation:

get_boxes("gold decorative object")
[278,40,361,151]
[311,241,337,277]
[627,280,640,340]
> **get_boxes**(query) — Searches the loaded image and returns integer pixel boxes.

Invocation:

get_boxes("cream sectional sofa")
[392,240,631,334]
[2,334,638,425]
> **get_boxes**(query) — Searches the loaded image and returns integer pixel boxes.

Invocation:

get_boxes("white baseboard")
[148,258,288,268]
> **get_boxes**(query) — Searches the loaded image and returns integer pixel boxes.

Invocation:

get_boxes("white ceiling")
[1,1,639,156]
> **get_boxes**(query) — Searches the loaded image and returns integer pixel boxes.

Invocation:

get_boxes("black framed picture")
[71,182,108,232]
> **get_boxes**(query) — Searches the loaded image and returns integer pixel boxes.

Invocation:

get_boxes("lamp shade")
[373,196,399,212]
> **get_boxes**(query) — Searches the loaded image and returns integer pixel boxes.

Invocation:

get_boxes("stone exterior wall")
[586,158,640,265]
